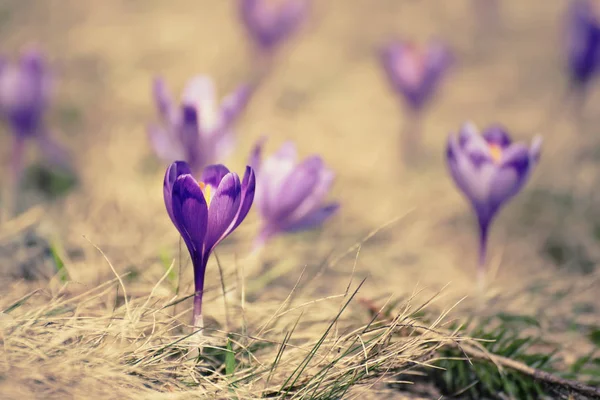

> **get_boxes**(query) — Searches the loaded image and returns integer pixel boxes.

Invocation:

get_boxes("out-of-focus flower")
[446,123,541,281]
[149,76,252,174]
[0,48,69,167]
[566,0,600,86]
[0,48,49,138]
[380,40,452,112]
[164,161,255,329]
[239,0,309,54]
[249,138,339,248]
[0,47,70,220]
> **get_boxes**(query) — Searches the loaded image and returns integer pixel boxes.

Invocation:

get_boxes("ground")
[0,0,599,399]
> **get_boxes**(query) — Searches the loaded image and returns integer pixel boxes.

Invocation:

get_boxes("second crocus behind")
[249,138,339,251]
[380,39,452,162]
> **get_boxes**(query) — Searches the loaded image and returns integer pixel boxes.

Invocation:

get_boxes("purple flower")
[249,138,339,248]
[0,48,50,138]
[446,123,542,280]
[239,0,309,54]
[164,161,255,328]
[380,40,452,112]
[149,75,252,175]
[0,48,69,211]
[566,0,600,86]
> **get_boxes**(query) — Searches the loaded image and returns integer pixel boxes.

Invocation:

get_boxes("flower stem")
[250,45,274,86]
[477,217,489,293]
[192,253,207,332]
[187,254,207,358]
[3,136,26,222]
[400,108,423,165]
[192,290,204,331]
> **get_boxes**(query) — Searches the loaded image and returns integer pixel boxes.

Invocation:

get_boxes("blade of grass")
[279,278,367,397]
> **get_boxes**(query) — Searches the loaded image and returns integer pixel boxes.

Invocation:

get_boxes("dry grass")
[0,247,462,399]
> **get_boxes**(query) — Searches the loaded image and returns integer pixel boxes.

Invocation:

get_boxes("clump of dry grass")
[0,260,460,400]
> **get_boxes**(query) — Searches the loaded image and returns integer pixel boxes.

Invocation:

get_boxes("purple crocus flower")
[380,39,452,112]
[239,0,309,55]
[249,138,339,248]
[0,48,69,218]
[164,161,255,329]
[446,123,542,283]
[149,75,252,175]
[566,0,600,87]
[0,48,68,164]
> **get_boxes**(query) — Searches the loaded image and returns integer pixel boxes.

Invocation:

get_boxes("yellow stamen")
[488,144,503,163]
[198,182,213,206]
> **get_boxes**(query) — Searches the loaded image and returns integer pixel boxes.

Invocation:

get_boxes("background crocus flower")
[0,48,69,219]
[446,123,541,285]
[249,138,339,249]
[239,0,309,56]
[566,0,600,87]
[560,0,600,127]
[380,40,452,161]
[380,39,452,113]
[164,161,255,330]
[149,75,252,175]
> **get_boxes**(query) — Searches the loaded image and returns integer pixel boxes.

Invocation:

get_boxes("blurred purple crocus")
[239,0,309,55]
[164,161,255,330]
[380,40,452,112]
[566,0,600,87]
[446,123,541,284]
[149,75,252,175]
[0,48,69,218]
[249,138,339,249]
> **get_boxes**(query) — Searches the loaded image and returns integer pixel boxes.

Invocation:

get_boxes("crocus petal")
[488,143,535,211]
[270,155,323,220]
[164,161,193,226]
[488,169,528,214]
[425,40,452,76]
[447,134,496,205]
[459,122,487,151]
[148,125,184,162]
[283,202,339,233]
[529,135,542,163]
[182,75,220,133]
[204,172,242,252]
[179,105,205,171]
[284,165,335,226]
[248,136,267,172]
[153,77,174,120]
[230,166,256,232]
[482,124,512,148]
[171,174,209,255]
[201,164,231,188]
[258,141,298,217]
[220,84,252,127]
